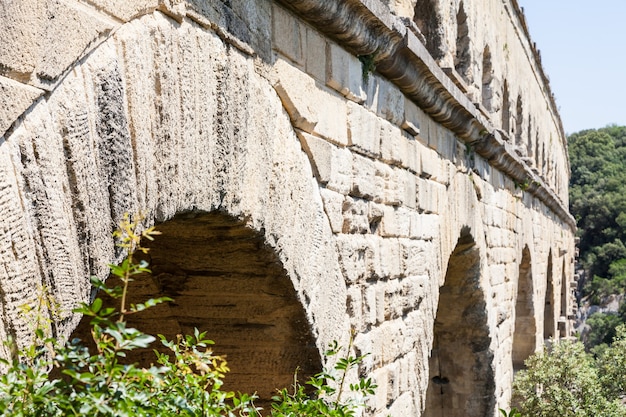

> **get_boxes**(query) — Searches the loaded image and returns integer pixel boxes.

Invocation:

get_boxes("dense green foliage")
[0,216,377,417]
[512,327,626,417]
[569,125,626,297]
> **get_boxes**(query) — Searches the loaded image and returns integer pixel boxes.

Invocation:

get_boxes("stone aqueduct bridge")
[0,0,575,415]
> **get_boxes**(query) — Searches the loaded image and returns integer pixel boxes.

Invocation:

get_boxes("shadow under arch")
[70,211,322,405]
[512,246,536,371]
[424,227,495,417]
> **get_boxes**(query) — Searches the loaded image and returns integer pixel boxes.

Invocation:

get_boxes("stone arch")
[481,45,493,111]
[424,228,495,417]
[512,246,536,371]
[544,251,555,340]
[501,80,511,136]
[414,0,445,60]
[454,2,471,84]
[0,11,350,363]
[71,211,322,403]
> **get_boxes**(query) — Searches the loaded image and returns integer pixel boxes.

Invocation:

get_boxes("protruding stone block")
[274,59,348,145]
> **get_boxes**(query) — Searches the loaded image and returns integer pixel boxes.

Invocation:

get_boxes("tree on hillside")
[569,125,626,299]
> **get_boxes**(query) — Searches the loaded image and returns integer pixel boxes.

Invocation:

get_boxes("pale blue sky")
[517,1,626,134]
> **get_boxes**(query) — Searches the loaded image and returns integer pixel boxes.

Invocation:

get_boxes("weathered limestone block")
[376,161,401,205]
[342,196,370,234]
[0,0,43,81]
[10,106,90,339]
[271,3,305,65]
[336,234,380,284]
[347,101,381,157]
[396,168,417,209]
[326,42,366,103]
[379,205,412,238]
[351,153,379,200]
[380,120,410,167]
[304,26,326,82]
[0,142,44,350]
[383,0,418,19]
[319,188,344,233]
[46,64,117,281]
[379,237,402,279]
[410,213,440,241]
[273,59,348,145]
[0,76,43,137]
[298,131,352,194]
[365,75,404,126]
[39,1,114,85]
[345,283,364,331]
[400,239,432,276]
[416,177,446,214]
[185,0,271,57]
[420,145,447,183]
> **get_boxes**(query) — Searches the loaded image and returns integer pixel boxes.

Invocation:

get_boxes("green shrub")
[0,214,376,417]
[512,336,626,417]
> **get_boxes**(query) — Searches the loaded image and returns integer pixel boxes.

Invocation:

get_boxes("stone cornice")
[275,0,575,231]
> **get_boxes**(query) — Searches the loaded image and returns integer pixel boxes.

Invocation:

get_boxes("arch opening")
[424,230,494,417]
[512,246,536,372]
[414,0,445,60]
[70,211,322,405]
[501,81,511,136]
[544,252,555,340]
[515,95,524,147]
[481,45,493,112]
[454,2,471,84]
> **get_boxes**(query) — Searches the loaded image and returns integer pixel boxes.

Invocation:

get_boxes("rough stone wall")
[0,1,575,416]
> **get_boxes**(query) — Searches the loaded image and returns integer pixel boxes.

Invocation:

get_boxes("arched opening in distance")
[71,211,322,405]
[424,229,494,417]
[414,0,445,60]
[544,252,555,340]
[515,95,523,147]
[481,45,493,111]
[527,116,534,159]
[501,81,510,136]
[454,2,471,84]
[512,247,536,371]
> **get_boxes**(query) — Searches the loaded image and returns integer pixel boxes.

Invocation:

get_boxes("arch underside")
[424,231,495,417]
[512,247,536,371]
[71,211,322,402]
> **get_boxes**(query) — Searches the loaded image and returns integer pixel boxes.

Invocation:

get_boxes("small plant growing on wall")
[0,214,377,416]
[358,53,377,83]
